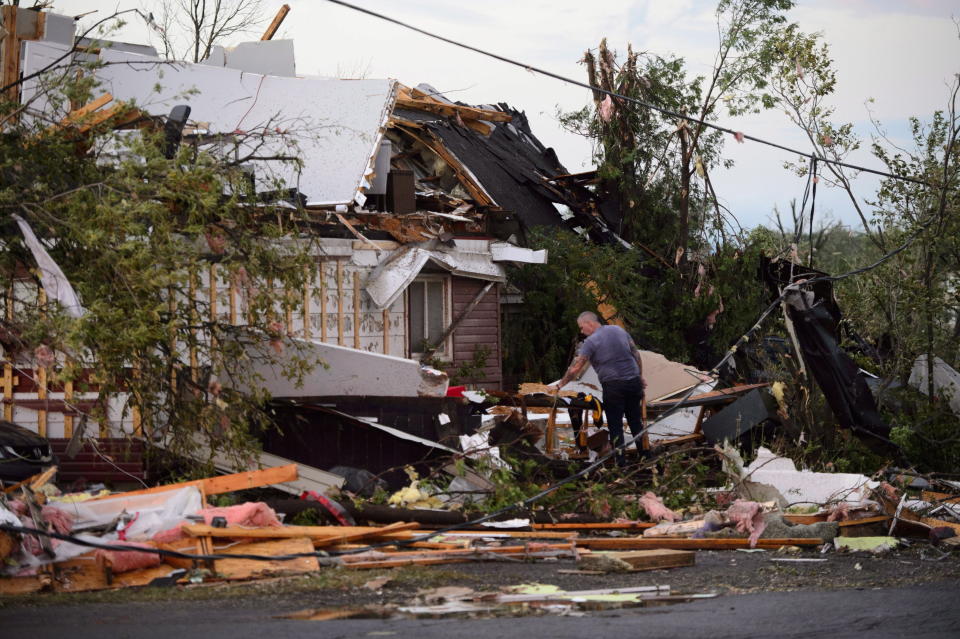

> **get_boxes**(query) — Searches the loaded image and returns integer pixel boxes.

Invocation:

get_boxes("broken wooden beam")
[261,4,291,40]
[585,549,695,572]
[181,521,420,546]
[576,537,824,550]
[532,522,655,531]
[87,463,298,501]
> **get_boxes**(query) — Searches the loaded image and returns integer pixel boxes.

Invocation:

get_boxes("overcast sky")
[53,0,960,231]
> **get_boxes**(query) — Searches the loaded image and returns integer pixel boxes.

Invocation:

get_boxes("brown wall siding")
[449,277,502,390]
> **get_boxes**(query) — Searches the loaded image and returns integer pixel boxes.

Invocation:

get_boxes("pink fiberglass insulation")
[95,541,161,573]
[201,502,283,528]
[40,505,74,534]
[726,499,766,548]
[153,501,283,543]
[827,502,851,522]
[639,492,679,523]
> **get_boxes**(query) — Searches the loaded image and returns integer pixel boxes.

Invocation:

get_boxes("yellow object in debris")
[387,467,443,509]
[770,381,788,415]
[49,489,111,503]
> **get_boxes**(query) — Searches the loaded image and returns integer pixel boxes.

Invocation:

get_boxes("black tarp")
[760,256,894,451]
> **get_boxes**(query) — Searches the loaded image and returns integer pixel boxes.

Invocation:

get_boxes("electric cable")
[324,0,931,187]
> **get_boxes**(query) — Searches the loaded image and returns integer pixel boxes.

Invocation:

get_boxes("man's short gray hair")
[577,311,599,324]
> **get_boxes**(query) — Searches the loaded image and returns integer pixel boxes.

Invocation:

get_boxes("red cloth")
[446,385,466,397]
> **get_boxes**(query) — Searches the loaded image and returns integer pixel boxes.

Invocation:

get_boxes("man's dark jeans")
[601,377,644,465]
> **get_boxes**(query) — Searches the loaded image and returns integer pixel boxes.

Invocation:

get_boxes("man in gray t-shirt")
[551,311,646,465]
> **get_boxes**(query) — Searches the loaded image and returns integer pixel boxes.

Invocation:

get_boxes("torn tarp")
[761,257,892,450]
[783,288,892,448]
[12,214,85,317]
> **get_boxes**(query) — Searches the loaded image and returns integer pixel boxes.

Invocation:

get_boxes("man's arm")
[553,355,589,390]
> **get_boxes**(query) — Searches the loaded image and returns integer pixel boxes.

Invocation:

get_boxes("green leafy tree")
[0,21,319,472]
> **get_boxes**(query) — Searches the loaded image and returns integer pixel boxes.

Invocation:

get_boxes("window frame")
[407,274,452,358]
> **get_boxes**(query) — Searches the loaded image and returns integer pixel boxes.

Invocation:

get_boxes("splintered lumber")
[428,530,578,540]
[88,464,298,501]
[49,553,180,593]
[0,575,47,595]
[597,549,695,571]
[181,521,420,545]
[533,522,655,531]
[397,86,513,123]
[922,490,960,505]
[576,537,824,550]
[339,542,577,570]
[261,4,290,40]
[213,536,318,580]
[2,465,57,495]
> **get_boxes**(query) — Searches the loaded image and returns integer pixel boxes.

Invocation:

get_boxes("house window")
[408,276,450,356]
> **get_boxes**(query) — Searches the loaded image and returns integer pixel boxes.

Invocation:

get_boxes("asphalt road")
[3,580,958,639]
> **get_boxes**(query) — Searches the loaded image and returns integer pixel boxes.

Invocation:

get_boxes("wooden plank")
[576,537,823,550]
[353,271,361,349]
[64,379,75,437]
[260,4,291,40]
[2,6,20,104]
[651,432,704,448]
[302,264,311,338]
[203,463,298,495]
[86,463,298,501]
[336,260,344,345]
[214,536,319,580]
[400,87,512,122]
[181,521,419,544]
[429,529,578,540]
[922,490,960,505]
[533,522,655,531]
[2,465,57,496]
[382,306,389,355]
[340,542,576,569]
[0,575,46,595]
[838,515,892,527]
[596,549,695,571]
[52,553,180,593]
[319,260,327,342]
[57,93,113,127]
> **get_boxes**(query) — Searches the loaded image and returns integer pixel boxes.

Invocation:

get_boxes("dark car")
[0,420,56,483]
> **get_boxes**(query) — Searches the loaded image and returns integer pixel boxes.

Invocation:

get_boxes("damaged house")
[1,7,600,487]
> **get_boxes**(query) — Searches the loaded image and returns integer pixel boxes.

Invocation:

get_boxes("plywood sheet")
[213,536,319,580]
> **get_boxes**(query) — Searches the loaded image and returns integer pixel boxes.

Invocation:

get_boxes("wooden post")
[209,264,218,322]
[229,270,238,325]
[3,282,12,421]
[37,288,47,437]
[63,380,74,438]
[302,265,311,339]
[129,368,141,438]
[189,272,198,382]
[319,261,327,342]
[382,307,390,355]
[336,260,344,346]
[353,272,361,350]
[285,294,294,335]
[260,4,290,41]
[2,6,20,104]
